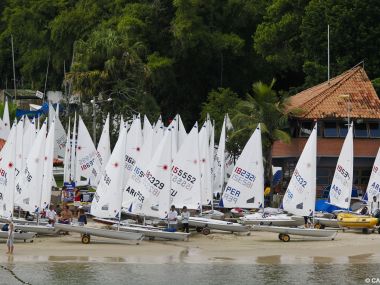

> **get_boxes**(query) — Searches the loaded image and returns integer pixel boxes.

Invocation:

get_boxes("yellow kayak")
[337,213,378,228]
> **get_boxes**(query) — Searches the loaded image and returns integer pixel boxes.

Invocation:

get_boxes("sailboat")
[253,124,338,241]
[75,116,102,186]
[314,123,354,229]
[97,113,111,172]
[57,123,143,244]
[365,147,380,214]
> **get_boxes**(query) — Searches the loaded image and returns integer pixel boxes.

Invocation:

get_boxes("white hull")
[114,225,190,241]
[0,230,36,241]
[0,217,48,226]
[240,214,303,227]
[189,217,249,232]
[54,223,143,242]
[1,223,57,235]
[313,217,339,228]
[254,225,338,239]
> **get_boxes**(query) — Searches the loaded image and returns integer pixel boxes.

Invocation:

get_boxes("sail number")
[293,169,307,188]
[234,167,256,182]
[145,171,164,190]
[172,166,196,183]
[222,186,240,204]
[337,165,350,179]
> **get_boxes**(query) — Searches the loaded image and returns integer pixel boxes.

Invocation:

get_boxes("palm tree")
[229,79,291,197]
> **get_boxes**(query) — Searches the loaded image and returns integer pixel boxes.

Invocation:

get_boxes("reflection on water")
[0,263,378,285]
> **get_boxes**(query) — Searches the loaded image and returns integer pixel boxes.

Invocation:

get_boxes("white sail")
[365,147,380,212]
[48,102,55,130]
[199,123,212,205]
[220,124,264,209]
[329,123,354,209]
[283,124,317,216]
[171,116,178,157]
[124,120,173,218]
[15,117,24,176]
[143,115,153,144]
[178,114,187,150]
[124,115,143,182]
[91,124,127,219]
[14,121,47,213]
[171,123,202,209]
[119,115,124,136]
[152,120,164,154]
[54,106,66,159]
[70,113,77,182]
[23,116,35,166]
[214,117,226,194]
[63,118,71,183]
[0,121,17,217]
[97,113,111,173]
[75,116,102,186]
[40,120,55,210]
[0,99,10,140]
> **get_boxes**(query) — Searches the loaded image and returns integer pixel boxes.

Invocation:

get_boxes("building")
[272,65,380,197]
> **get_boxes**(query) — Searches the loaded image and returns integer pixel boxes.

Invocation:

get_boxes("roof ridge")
[299,66,362,117]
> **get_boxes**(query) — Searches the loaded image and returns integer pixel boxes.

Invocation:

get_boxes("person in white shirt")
[45,205,57,226]
[168,205,178,231]
[181,206,190,233]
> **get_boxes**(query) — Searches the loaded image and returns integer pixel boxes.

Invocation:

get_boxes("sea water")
[0,263,378,285]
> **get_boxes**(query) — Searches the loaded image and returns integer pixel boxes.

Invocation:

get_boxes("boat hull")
[0,230,36,241]
[313,217,339,228]
[188,217,249,232]
[54,223,143,241]
[115,225,190,241]
[253,225,338,239]
[240,214,303,227]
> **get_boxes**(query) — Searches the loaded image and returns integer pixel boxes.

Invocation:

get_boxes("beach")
[2,228,380,265]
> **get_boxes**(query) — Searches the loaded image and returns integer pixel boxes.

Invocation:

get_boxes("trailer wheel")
[82,234,91,244]
[196,227,203,233]
[278,234,284,240]
[282,234,290,242]
[202,228,211,235]
[362,228,370,234]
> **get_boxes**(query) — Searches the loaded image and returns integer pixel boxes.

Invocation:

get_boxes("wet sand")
[1,228,380,264]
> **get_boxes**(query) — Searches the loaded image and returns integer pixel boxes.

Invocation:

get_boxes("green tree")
[230,80,291,185]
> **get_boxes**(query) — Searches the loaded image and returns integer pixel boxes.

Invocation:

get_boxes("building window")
[317,168,332,185]
[299,121,313,137]
[324,121,338,137]
[369,122,380,138]
[339,122,348,137]
[354,121,369,138]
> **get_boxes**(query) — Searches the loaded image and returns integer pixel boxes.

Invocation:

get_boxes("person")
[55,204,62,217]
[25,211,34,221]
[6,218,14,255]
[303,216,311,228]
[58,205,73,224]
[77,208,87,226]
[45,205,57,226]
[360,206,369,216]
[181,206,190,233]
[168,205,178,231]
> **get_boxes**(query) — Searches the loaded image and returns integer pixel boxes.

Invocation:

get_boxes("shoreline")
[1,230,380,265]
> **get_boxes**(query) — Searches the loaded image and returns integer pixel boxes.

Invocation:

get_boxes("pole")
[11,35,17,100]
[327,25,330,82]
[43,54,50,101]
[348,95,350,126]
[92,101,96,145]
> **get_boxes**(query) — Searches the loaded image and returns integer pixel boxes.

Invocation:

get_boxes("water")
[0,262,378,285]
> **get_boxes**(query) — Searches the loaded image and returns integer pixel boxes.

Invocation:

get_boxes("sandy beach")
[1,227,380,265]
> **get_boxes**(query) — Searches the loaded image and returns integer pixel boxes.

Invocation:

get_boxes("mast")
[11,35,17,100]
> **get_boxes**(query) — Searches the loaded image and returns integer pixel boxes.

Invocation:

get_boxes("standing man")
[6,218,14,255]
[46,205,57,226]
[181,206,190,233]
[168,205,178,231]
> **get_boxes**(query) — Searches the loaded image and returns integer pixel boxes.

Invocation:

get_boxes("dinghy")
[253,225,338,242]
[0,230,36,242]
[188,217,249,235]
[113,224,190,241]
[54,223,143,244]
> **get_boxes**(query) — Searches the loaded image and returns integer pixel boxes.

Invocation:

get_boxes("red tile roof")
[287,65,380,119]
